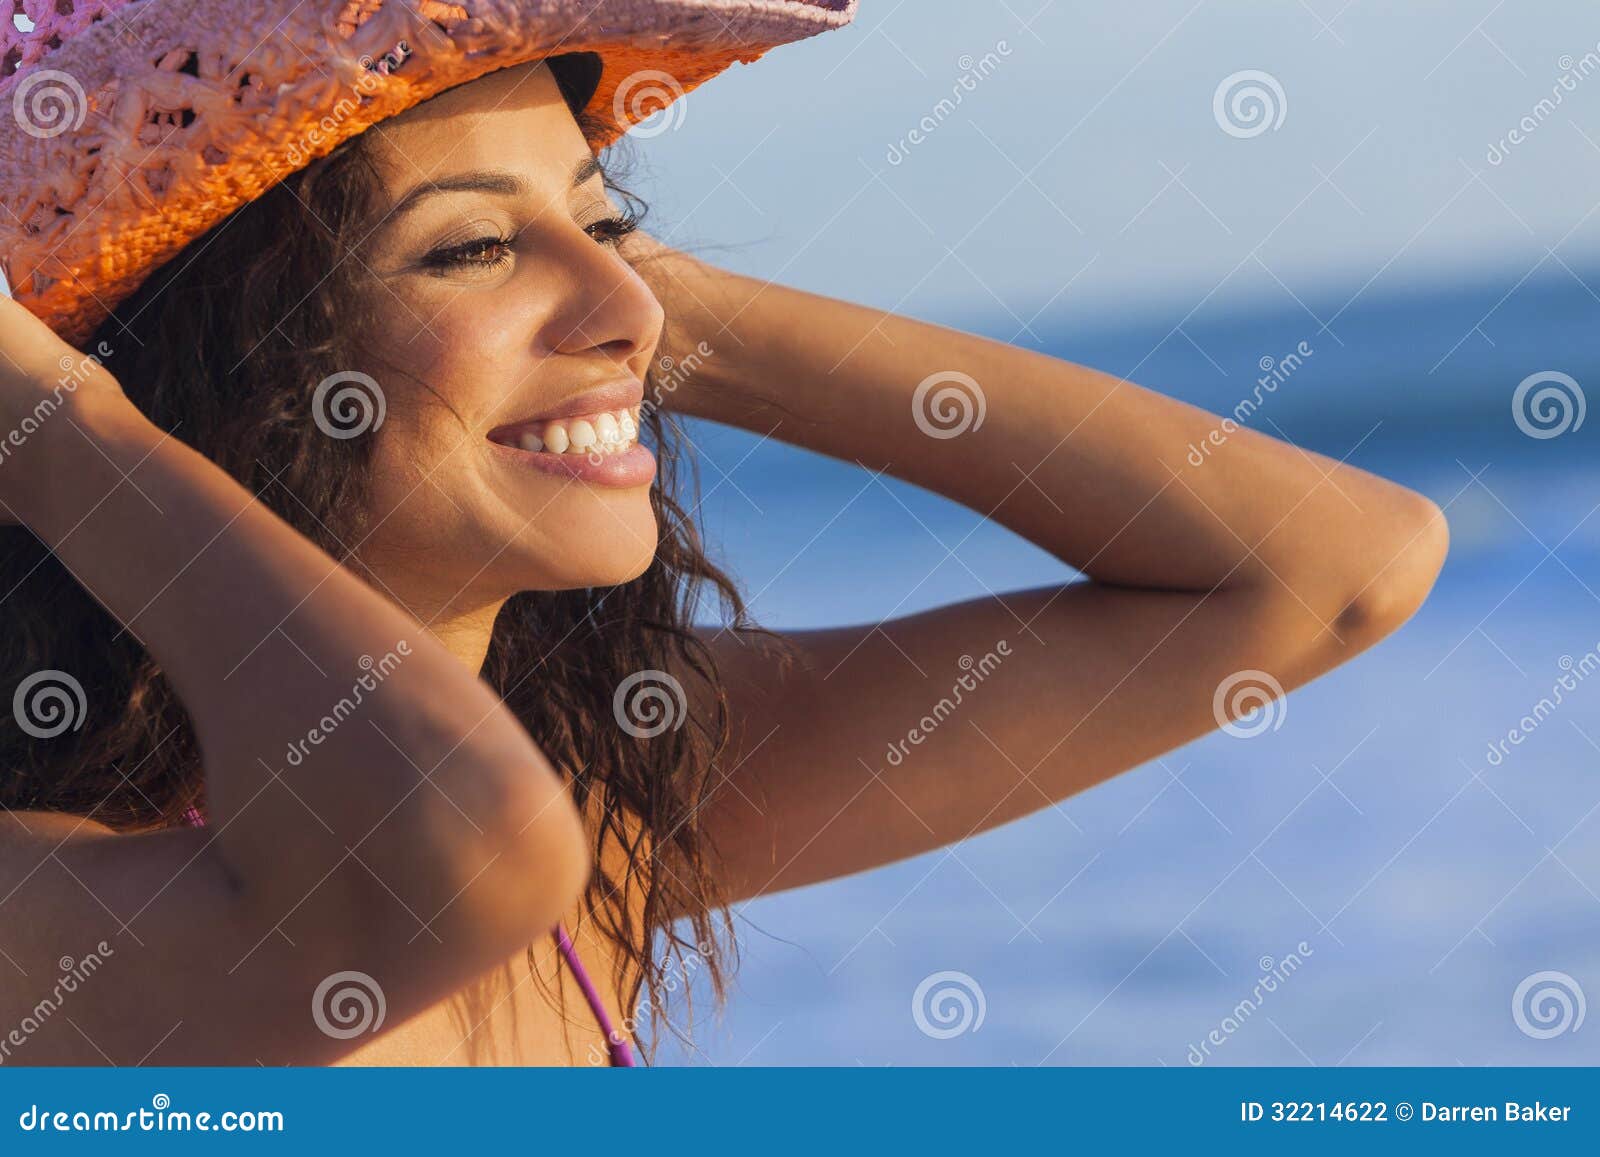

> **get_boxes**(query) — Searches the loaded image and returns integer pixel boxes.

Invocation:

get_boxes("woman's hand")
[0,293,126,523]
[621,230,727,409]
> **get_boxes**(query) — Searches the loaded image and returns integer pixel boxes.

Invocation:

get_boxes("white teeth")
[567,418,597,449]
[504,407,642,457]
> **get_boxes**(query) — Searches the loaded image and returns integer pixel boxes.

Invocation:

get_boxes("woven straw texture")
[0,0,855,342]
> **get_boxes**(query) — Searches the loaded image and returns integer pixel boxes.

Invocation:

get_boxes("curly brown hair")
[0,54,751,1061]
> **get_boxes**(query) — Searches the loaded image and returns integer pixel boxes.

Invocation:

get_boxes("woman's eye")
[422,236,514,271]
[586,213,639,247]
[419,213,637,272]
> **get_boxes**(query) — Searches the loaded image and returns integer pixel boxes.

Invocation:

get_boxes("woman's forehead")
[366,62,588,191]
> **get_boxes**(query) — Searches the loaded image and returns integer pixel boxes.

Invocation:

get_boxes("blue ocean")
[660,269,1600,1066]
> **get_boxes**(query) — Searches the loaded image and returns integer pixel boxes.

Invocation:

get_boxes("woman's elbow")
[1333,493,1450,649]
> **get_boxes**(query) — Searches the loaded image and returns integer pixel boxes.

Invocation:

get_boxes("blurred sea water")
[658,269,1600,1066]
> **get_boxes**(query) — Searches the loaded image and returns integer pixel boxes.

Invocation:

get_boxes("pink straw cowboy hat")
[0,0,857,344]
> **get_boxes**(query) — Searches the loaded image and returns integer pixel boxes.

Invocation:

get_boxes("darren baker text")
[1419,1102,1571,1123]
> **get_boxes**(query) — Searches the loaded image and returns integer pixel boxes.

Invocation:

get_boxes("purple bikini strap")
[181,804,633,1066]
[555,922,636,1067]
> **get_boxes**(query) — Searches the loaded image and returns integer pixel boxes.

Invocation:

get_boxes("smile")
[490,405,642,456]
[487,392,656,488]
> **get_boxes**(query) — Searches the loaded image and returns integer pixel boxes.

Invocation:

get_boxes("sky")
[622,0,1600,335]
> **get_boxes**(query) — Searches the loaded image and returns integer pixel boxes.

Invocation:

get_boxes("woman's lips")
[487,403,656,487]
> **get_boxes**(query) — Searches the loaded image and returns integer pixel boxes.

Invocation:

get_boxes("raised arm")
[0,299,587,1064]
[631,239,1448,904]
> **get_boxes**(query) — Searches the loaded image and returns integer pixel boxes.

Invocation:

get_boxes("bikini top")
[180,805,635,1066]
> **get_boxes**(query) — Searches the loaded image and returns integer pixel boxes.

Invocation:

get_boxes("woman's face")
[348,61,666,613]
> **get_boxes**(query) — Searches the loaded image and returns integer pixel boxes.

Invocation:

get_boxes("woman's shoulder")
[0,810,123,887]
[0,808,119,842]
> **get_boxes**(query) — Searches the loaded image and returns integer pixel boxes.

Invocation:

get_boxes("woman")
[0,2,1447,1066]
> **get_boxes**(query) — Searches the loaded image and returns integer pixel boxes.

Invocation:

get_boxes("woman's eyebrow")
[390,158,602,221]
[389,170,528,219]
[571,155,602,188]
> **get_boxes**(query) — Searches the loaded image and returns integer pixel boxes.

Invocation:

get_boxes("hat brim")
[0,0,856,343]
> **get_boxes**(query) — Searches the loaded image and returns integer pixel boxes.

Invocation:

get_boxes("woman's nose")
[540,229,665,379]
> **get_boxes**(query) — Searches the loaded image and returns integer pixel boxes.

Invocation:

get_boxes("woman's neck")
[424,602,504,674]
[361,562,506,674]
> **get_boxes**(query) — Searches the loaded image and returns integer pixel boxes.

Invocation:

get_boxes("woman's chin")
[513,527,660,592]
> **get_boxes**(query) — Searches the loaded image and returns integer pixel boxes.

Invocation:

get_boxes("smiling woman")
[0,54,750,1066]
[0,0,1446,1070]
